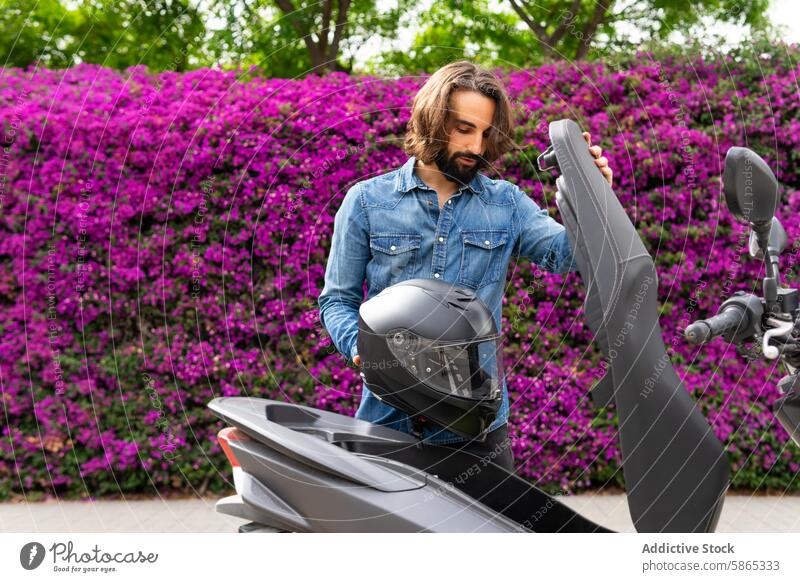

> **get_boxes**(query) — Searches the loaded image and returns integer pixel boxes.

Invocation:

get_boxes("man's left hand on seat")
[583,131,613,187]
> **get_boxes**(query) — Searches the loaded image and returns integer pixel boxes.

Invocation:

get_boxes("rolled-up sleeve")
[512,185,577,275]
[317,183,370,362]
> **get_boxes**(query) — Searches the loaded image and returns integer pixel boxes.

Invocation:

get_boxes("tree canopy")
[0,0,779,75]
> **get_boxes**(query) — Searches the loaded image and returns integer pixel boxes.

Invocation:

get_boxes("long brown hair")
[403,60,518,165]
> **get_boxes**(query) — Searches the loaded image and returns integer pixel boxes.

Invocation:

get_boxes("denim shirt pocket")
[457,229,509,289]
[367,232,422,291]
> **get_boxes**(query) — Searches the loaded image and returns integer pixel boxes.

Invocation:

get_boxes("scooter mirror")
[748,216,788,259]
[722,147,779,227]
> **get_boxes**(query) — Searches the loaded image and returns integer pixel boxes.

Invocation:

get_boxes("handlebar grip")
[684,306,747,345]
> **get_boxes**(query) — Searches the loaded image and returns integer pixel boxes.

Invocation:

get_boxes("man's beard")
[433,149,487,186]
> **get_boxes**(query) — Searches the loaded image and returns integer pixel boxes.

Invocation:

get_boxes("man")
[317,60,612,488]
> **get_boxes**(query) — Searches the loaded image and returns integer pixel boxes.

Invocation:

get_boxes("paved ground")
[559,493,800,533]
[1,493,798,532]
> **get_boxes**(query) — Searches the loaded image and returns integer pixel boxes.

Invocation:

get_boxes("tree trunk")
[273,0,352,74]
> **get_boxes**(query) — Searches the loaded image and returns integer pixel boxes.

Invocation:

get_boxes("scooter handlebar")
[685,305,748,345]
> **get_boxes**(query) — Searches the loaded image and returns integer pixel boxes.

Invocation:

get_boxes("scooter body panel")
[210,397,610,532]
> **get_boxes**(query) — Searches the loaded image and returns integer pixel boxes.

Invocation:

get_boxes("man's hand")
[353,354,361,367]
[583,132,613,187]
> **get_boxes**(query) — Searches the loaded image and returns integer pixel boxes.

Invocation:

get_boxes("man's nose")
[467,134,483,155]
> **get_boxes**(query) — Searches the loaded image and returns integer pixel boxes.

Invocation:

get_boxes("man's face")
[434,89,496,185]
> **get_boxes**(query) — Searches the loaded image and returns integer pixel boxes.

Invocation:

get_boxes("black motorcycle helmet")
[357,278,504,440]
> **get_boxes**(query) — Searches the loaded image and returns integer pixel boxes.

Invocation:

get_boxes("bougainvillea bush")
[1,47,799,500]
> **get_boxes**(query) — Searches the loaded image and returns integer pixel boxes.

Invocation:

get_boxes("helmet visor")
[387,330,504,400]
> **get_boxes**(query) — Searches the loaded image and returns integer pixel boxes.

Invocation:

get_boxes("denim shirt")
[317,155,577,445]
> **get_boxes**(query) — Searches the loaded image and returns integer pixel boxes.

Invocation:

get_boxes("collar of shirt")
[394,155,487,197]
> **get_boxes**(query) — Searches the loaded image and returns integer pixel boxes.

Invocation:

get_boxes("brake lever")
[763,317,795,359]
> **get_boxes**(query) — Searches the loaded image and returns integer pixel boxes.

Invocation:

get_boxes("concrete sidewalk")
[1,493,798,533]
[559,493,800,533]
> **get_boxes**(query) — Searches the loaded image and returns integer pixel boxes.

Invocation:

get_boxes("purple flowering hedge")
[1,48,799,500]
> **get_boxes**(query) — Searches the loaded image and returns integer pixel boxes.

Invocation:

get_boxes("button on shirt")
[317,155,577,445]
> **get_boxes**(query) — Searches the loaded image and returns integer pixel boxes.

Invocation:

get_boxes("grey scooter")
[209,119,797,533]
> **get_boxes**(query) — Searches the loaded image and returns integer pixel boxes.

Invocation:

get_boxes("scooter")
[209,119,798,532]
